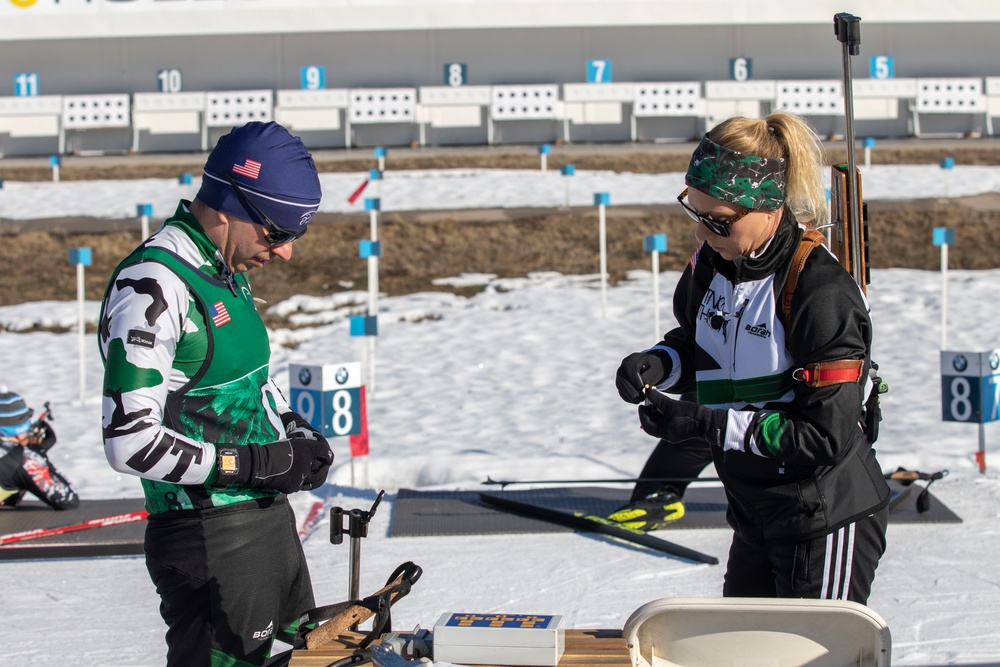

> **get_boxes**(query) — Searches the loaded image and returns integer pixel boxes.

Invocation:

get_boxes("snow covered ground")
[1,164,999,666]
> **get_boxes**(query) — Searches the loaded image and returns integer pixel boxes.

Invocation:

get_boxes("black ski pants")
[723,508,888,603]
[145,495,315,667]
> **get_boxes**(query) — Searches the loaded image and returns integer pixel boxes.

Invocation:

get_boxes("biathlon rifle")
[833,13,890,441]
[831,12,870,294]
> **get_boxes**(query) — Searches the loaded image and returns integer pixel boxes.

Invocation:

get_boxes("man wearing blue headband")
[0,387,78,510]
[99,121,332,667]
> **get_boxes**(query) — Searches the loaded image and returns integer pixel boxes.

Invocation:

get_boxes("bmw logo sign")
[991,352,1000,371]
[298,368,312,386]
[953,355,968,373]
[335,367,350,385]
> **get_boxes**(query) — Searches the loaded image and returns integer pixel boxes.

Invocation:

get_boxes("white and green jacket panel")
[99,202,290,514]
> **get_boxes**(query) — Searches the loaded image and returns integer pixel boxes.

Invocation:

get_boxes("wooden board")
[288,629,630,667]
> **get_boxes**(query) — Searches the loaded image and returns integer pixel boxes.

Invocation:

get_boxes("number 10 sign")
[289,362,362,438]
[941,349,1000,423]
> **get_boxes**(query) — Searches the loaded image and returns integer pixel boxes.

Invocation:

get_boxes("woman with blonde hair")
[614,112,890,602]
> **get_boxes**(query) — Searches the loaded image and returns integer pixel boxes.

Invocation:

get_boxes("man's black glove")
[616,351,672,404]
[280,411,332,490]
[638,390,728,447]
[282,411,323,441]
[215,431,333,494]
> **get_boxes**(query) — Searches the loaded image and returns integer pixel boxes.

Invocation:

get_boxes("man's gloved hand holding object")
[215,412,333,493]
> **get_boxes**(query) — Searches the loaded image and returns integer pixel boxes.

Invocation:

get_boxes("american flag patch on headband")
[232,159,262,179]
[210,301,232,327]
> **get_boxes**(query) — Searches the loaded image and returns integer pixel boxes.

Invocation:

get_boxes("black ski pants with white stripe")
[722,508,888,603]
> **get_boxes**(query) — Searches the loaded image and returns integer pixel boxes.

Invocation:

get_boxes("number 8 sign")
[941,350,1000,423]
[289,362,362,437]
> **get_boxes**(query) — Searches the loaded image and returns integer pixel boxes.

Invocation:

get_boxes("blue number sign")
[870,56,895,80]
[14,72,39,97]
[730,58,751,82]
[587,60,612,83]
[301,66,326,91]
[941,350,1000,423]
[444,63,467,87]
[289,362,362,437]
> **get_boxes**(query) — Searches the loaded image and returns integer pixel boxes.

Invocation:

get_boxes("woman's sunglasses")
[223,171,306,246]
[676,187,751,238]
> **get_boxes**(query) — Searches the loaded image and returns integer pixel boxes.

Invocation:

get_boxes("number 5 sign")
[941,350,1000,423]
[289,362,362,438]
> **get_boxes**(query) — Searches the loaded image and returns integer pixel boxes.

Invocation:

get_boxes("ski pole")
[483,475,721,489]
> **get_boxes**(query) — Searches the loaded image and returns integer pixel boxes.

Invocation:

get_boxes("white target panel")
[562,83,634,103]
[0,95,62,137]
[419,85,491,106]
[62,94,131,129]
[633,83,704,117]
[704,80,776,101]
[204,90,273,127]
[491,85,560,120]
[349,88,417,124]
[774,80,843,116]
[915,78,985,114]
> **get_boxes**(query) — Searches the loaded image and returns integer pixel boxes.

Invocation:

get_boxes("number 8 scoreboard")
[288,362,362,438]
[941,349,1000,423]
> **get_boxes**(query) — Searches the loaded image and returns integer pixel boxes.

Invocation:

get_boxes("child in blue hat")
[0,387,78,510]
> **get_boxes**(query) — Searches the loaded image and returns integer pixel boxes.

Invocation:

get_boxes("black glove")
[280,411,332,490]
[282,411,322,441]
[638,390,728,447]
[215,437,333,494]
[616,351,672,404]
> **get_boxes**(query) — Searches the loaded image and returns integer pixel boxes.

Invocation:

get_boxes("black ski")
[479,493,718,565]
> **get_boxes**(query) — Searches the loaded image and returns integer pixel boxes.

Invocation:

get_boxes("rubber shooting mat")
[0,498,147,560]
[388,481,961,538]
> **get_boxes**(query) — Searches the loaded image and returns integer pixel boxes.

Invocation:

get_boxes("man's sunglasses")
[676,187,751,238]
[223,171,306,246]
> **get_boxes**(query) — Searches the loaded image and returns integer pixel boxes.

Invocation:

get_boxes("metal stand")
[331,490,385,630]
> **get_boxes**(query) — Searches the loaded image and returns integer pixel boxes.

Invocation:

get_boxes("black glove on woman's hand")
[215,438,334,494]
[638,390,728,446]
[616,351,672,404]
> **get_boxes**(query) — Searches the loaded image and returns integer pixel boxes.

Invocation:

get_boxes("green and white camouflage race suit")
[99,202,287,512]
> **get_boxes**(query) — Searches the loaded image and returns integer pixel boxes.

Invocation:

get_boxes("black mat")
[0,498,147,561]
[388,481,960,538]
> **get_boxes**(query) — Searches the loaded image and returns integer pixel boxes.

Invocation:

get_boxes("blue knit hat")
[0,388,33,438]
[197,121,322,236]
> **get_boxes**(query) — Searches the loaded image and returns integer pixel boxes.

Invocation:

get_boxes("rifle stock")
[829,163,870,294]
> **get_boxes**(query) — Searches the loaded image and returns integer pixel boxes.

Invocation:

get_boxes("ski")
[483,475,721,489]
[479,493,718,565]
[0,510,149,546]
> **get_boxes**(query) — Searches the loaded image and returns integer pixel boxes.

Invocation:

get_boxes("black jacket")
[655,212,890,546]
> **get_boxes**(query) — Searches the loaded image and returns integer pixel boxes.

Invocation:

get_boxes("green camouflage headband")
[685,134,786,210]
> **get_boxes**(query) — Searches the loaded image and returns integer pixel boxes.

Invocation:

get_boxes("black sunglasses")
[677,187,751,238]
[223,171,306,246]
